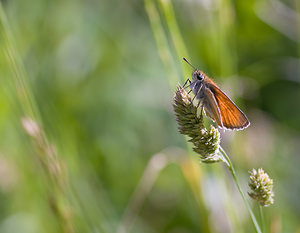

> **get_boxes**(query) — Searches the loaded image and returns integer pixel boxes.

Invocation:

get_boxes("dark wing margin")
[207,83,250,130]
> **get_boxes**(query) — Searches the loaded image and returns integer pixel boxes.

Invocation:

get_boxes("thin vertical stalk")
[0,4,75,233]
[212,165,245,233]
[0,4,39,121]
[259,205,265,233]
[158,0,190,78]
[145,0,179,88]
[219,147,262,233]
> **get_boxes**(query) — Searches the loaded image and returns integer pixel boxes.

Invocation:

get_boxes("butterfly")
[183,58,250,130]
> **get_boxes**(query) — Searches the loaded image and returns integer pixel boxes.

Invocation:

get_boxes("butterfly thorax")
[190,70,208,99]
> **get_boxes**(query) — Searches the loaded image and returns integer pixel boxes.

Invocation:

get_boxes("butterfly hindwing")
[202,87,223,127]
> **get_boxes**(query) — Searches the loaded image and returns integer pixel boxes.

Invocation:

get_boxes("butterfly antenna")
[183,57,197,70]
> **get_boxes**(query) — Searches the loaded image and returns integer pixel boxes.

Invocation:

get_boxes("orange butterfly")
[183,58,250,130]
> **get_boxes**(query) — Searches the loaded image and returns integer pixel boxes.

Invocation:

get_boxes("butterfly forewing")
[207,83,250,130]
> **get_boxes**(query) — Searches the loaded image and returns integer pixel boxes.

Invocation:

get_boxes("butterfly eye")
[198,74,204,80]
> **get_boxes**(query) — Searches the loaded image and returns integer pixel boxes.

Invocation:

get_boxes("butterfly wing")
[202,87,223,128]
[207,83,250,130]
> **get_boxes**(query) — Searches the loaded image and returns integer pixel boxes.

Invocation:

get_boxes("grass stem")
[144,0,179,88]
[259,205,265,233]
[219,146,262,233]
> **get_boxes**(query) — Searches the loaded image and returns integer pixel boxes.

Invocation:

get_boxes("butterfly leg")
[200,105,204,117]
[183,78,192,89]
[191,93,197,103]
[190,84,203,105]
[196,99,204,117]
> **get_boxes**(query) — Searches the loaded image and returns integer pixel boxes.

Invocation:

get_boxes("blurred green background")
[0,0,299,232]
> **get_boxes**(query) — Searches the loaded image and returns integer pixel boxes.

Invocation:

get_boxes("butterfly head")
[192,70,204,82]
